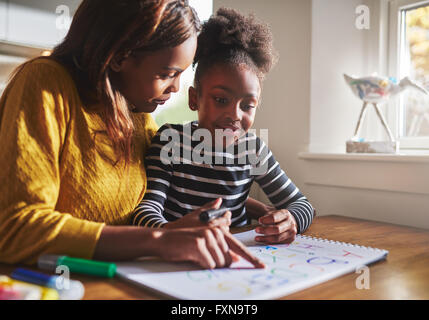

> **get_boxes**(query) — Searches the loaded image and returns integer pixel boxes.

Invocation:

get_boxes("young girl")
[131,8,315,244]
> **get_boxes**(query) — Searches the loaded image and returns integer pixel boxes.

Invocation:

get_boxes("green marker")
[38,255,116,278]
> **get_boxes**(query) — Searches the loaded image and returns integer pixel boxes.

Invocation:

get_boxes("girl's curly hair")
[193,7,278,90]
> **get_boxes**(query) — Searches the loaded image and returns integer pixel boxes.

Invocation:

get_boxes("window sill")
[298,151,429,195]
[298,151,429,163]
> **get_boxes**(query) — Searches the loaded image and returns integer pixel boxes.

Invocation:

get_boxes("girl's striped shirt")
[131,122,314,233]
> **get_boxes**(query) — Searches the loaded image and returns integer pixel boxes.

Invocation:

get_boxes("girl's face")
[189,63,261,148]
[112,35,197,113]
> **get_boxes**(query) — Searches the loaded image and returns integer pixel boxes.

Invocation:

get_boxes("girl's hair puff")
[193,7,278,91]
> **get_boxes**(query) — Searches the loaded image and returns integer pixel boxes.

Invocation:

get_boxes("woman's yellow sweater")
[0,58,158,265]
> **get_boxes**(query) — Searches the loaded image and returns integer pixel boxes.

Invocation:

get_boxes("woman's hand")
[163,198,231,230]
[254,209,298,244]
[154,226,265,269]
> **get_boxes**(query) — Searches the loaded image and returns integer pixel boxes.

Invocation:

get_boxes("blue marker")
[11,268,84,300]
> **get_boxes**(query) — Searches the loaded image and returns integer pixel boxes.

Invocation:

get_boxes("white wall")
[0,1,6,40]
[213,0,429,229]
[310,0,366,152]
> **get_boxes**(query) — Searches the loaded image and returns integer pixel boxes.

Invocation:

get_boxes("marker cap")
[37,254,60,272]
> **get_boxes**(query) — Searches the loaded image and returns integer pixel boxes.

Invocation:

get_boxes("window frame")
[387,0,429,150]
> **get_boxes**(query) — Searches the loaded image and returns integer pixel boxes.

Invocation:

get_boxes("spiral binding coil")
[297,234,388,254]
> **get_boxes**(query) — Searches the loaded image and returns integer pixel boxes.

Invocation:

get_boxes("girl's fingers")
[256,218,296,236]
[255,220,288,235]
[255,230,296,244]
[258,210,289,225]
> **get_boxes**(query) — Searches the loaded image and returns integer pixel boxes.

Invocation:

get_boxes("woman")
[0,0,264,270]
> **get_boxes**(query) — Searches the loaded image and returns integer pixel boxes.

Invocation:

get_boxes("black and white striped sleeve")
[253,138,314,234]
[131,125,173,228]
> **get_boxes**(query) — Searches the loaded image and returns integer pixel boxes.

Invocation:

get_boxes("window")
[152,0,213,127]
[389,0,429,149]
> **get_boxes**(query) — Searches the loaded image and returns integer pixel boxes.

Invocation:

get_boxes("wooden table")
[1,215,428,299]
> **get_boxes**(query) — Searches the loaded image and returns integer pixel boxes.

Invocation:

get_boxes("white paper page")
[115,230,388,300]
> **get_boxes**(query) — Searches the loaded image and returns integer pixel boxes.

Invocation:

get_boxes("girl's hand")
[154,226,265,269]
[254,209,298,244]
[164,198,231,230]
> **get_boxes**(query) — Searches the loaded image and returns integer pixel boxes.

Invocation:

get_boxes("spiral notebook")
[115,230,388,299]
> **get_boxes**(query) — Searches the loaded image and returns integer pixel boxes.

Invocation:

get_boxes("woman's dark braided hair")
[193,7,278,92]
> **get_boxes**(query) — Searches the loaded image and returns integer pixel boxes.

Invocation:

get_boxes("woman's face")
[112,35,197,113]
[189,63,261,148]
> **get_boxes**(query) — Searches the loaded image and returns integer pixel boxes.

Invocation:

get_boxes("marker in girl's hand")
[199,207,229,223]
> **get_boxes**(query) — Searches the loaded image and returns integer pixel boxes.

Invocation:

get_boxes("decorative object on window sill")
[344,74,428,153]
